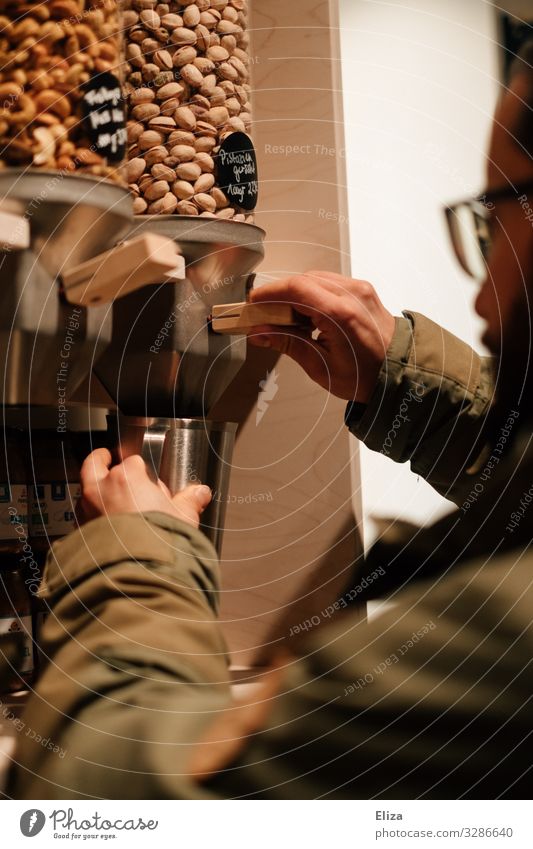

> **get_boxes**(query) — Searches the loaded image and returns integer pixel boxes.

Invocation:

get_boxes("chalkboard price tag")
[81,72,127,163]
[216,132,258,211]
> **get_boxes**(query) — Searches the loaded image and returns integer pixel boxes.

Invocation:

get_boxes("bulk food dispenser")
[0,0,266,690]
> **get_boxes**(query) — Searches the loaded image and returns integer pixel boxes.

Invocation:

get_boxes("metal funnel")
[0,168,133,277]
[94,216,265,419]
[0,169,132,405]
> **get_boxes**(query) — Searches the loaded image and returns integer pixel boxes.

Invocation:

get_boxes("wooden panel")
[216,0,365,666]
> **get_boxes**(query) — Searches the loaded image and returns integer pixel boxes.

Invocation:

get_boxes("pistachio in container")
[122,0,258,220]
[0,0,127,183]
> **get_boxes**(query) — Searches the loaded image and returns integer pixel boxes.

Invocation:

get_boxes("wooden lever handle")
[211,301,303,334]
[0,208,30,251]
[62,233,185,306]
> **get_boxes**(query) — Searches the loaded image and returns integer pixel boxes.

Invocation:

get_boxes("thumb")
[171,484,212,528]
[248,326,326,383]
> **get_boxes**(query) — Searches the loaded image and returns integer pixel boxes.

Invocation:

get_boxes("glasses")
[444,178,533,282]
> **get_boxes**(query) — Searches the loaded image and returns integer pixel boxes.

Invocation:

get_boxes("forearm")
[9,512,231,799]
[347,312,495,504]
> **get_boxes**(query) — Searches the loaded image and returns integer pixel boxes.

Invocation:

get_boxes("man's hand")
[247,271,395,404]
[78,448,212,529]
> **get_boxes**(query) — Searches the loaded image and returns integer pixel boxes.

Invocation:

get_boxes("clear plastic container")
[0,0,127,184]
[122,0,257,220]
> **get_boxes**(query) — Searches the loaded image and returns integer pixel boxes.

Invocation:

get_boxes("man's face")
[475,74,533,356]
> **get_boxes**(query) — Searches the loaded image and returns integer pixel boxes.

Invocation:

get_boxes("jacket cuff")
[345,314,414,436]
[40,512,220,609]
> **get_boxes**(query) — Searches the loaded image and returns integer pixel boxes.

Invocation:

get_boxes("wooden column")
[212,0,365,666]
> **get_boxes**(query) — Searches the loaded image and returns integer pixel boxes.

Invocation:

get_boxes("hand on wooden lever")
[247,270,395,405]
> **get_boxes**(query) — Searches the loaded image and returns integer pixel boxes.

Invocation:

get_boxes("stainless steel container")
[108,416,237,553]
[95,216,265,418]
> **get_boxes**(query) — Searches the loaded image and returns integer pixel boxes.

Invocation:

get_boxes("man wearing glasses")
[7,43,533,799]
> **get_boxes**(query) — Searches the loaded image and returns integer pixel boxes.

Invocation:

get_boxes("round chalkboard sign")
[216,132,258,211]
[81,71,127,163]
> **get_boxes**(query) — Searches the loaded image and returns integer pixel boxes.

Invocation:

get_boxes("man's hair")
[509,38,533,156]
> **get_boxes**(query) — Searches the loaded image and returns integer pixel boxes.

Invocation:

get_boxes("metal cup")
[108,415,237,553]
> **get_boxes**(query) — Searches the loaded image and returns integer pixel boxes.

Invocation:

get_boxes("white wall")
[339,0,501,544]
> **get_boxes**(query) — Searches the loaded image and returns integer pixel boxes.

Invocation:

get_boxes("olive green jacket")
[5,312,533,799]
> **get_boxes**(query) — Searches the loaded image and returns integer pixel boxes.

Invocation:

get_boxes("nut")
[148,191,178,214]
[177,199,198,215]
[168,130,196,146]
[170,27,197,46]
[138,129,165,149]
[176,161,201,181]
[211,186,229,208]
[144,145,168,166]
[169,143,196,162]
[207,106,229,126]
[151,163,176,181]
[122,0,253,215]
[207,45,229,62]
[195,152,215,171]
[174,105,196,130]
[180,63,203,87]
[127,157,147,182]
[173,48,198,70]
[182,5,201,27]
[144,179,169,200]
[130,87,156,105]
[32,126,56,165]
[133,196,148,214]
[132,102,160,121]
[194,172,215,193]
[194,192,217,213]
[172,179,195,199]
[140,9,161,30]
[156,81,183,100]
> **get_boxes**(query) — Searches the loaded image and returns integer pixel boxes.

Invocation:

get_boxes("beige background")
[213,0,364,666]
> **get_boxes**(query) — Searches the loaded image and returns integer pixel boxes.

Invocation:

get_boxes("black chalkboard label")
[81,72,127,162]
[217,132,258,211]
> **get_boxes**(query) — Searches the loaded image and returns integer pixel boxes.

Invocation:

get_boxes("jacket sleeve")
[8,512,231,800]
[346,311,495,504]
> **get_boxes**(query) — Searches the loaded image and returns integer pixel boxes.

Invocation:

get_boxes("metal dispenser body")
[95,216,266,419]
[0,170,133,405]
[100,215,265,551]
[1,168,265,557]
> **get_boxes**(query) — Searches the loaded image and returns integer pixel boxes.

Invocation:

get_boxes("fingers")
[248,273,340,327]
[248,326,328,384]
[178,484,212,511]
[171,484,212,529]
[80,448,112,490]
